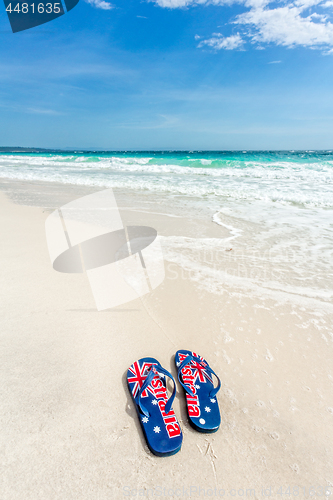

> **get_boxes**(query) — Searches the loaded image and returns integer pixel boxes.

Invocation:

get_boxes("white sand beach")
[1,178,333,500]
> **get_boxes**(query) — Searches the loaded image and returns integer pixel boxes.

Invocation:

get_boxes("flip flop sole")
[175,350,221,433]
[127,357,183,456]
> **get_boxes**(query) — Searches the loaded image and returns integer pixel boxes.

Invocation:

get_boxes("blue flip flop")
[127,357,183,457]
[175,350,221,433]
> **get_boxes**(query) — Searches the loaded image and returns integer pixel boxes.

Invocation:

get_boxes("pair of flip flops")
[127,350,221,457]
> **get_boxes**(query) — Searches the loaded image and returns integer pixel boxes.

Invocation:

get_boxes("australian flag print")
[175,350,221,433]
[127,357,183,457]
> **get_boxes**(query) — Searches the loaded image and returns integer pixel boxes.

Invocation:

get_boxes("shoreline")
[1,179,333,499]
[2,177,333,309]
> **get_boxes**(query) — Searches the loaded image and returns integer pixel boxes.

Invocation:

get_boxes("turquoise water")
[1,150,332,302]
[0,150,332,207]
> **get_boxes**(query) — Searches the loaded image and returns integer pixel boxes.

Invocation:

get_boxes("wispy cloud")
[198,33,244,50]
[84,0,113,10]
[26,107,65,115]
[149,0,228,7]
[268,60,282,63]
[151,0,333,53]
[0,103,65,115]
[234,4,333,49]
[150,0,204,7]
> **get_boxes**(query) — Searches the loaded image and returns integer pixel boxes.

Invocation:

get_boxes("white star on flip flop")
[142,417,149,423]
[210,398,216,403]
[205,406,211,413]
[195,384,200,389]
[151,399,158,405]
[153,426,161,433]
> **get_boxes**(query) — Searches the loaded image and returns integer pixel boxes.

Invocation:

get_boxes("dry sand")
[1,179,333,500]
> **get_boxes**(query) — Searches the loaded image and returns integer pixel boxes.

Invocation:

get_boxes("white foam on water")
[161,235,333,314]
[212,212,243,242]
[1,153,332,309]
[1,153,333,208]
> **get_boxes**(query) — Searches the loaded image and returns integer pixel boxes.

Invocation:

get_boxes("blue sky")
[1,0,333,149]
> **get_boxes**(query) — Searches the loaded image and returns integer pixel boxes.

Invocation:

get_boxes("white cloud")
[26,107,65,115]
[152,0,201,6]
[234,5,333,48]
[151,0,333,52]
[244,0,269,8]
[85,0,113,9]
[268,60,282,63]
[293,0,322,7]
[198,33,244,49]
[150,0,231,7]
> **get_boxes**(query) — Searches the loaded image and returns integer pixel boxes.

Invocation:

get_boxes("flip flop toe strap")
[136,365,177,417]
[177,355,221,398]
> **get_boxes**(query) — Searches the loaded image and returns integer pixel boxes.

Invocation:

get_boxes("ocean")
[1,150,332,308]
[0,150,332,208]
